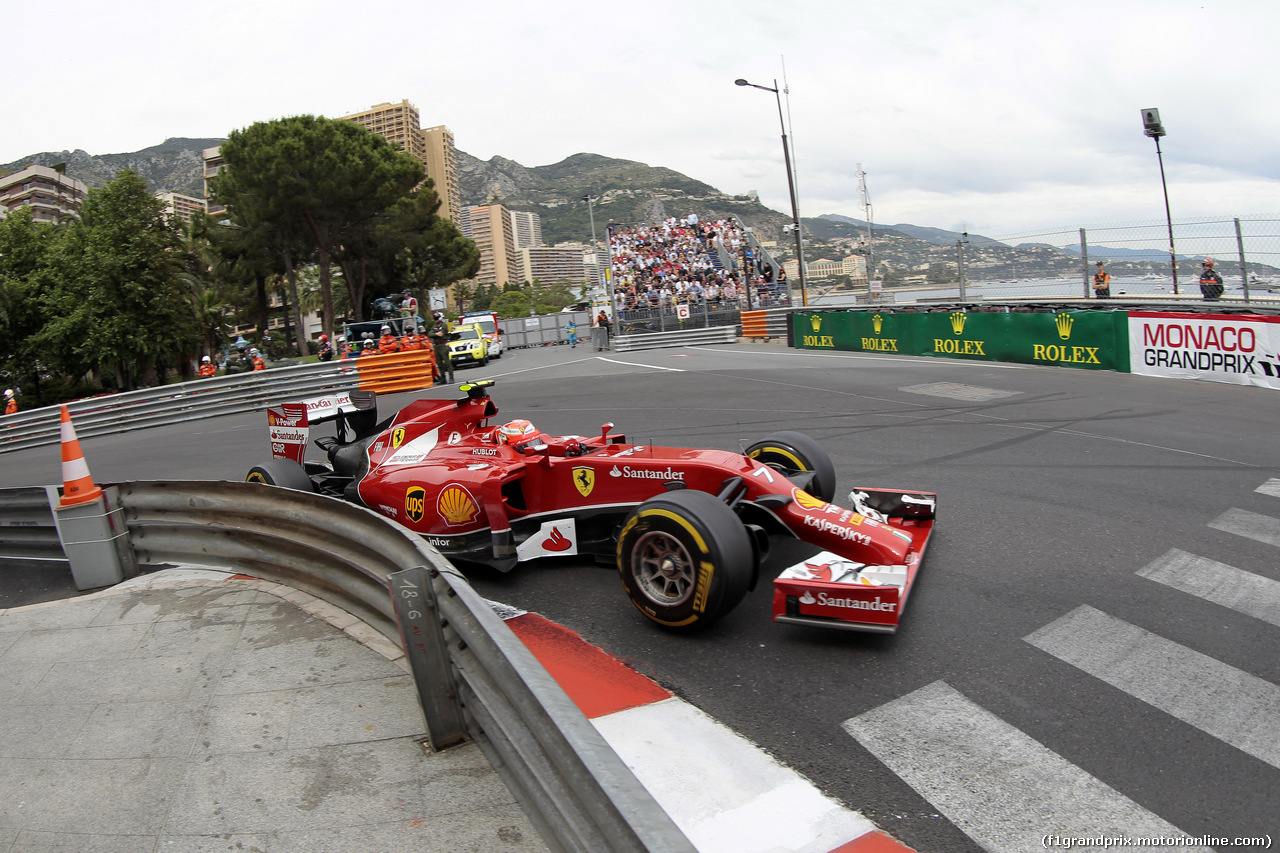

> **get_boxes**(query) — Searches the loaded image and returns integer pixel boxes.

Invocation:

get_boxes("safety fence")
[0,480,695,853]
[0,352,434,456]
[963,215,1280,301]
[499,311,593,349]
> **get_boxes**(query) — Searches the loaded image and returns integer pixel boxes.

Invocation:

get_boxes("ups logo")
[405,486,426,523]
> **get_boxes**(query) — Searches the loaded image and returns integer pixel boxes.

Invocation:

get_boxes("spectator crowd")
[608,214,789,317]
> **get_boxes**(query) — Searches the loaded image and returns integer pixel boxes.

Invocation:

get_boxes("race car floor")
[0,568,914,853]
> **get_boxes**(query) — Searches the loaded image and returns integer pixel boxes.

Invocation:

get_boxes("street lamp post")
[1141,108,1179,294]
[582,194,615,316]
[735,77,807,307]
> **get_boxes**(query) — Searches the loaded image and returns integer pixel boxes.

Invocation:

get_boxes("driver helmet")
[494,419,539,445]
[1203,257,1215,267]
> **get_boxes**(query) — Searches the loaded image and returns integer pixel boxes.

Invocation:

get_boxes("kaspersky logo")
[935,311,986,356]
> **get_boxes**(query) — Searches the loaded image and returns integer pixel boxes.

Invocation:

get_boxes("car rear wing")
[267,391,378,461]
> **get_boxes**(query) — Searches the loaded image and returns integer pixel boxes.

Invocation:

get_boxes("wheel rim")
[631,530,695,606]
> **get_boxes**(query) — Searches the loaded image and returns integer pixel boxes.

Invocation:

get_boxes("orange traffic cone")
[58,405,103,507]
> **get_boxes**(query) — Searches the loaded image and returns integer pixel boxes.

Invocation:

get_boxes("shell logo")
[792,488,829,511]
[437,484,480,526]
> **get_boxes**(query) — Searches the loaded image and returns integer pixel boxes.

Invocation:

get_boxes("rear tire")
[617,490,753,631]
[246,459,314,492]
[744,431,836,502]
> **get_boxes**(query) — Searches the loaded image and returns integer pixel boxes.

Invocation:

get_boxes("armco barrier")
[0,356,428,456]
[0,485,65,571]
[1,480,693,853]
[612,325,738,352]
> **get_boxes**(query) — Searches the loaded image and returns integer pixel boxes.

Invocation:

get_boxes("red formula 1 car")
[246,381,937,632]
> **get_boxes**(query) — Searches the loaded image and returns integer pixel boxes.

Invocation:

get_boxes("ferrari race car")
[247,381,937,632]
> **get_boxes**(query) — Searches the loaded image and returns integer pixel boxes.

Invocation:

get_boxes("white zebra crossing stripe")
[842,681,1208,853]
[1137,548,1280,628]
[1025,605,1280,770]
[1209,508,1280,547]
[1255,478,1280,498]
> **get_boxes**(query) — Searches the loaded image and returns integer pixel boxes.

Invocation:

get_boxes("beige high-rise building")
[464,204,523,290]
[521,246,591,287]
[0,165,88,223]
[421,124,463,226]
[341,100,462,224]
[508,209,543,249]
[202,146,226,221]
[156,191,207,223]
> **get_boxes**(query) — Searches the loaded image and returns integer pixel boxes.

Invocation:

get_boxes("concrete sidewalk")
[0,569,547,853]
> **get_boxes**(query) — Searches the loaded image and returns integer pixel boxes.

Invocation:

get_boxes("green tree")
[38,170,200,390]
[213,115,425,337]
[389,183,479,296]
[471,284,498,312]
[926,262,956,284]
[492,290,531,318]
[0,207,60,400]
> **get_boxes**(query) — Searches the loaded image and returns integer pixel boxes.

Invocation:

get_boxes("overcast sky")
[6,0,1277,239]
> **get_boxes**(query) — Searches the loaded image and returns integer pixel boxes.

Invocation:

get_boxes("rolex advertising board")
[794,310,1128,371]
[794,311,913,354]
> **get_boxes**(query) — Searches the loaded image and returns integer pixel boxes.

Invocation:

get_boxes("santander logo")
[541,527,572,552]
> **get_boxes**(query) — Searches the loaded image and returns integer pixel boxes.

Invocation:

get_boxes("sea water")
[812,275,1275,307]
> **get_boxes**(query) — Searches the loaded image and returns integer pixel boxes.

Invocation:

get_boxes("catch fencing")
[963,215,1280,301]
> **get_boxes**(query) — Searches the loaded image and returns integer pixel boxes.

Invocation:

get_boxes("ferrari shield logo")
[391,427,406,448]
[572,466,595,497]
[405,486,426,523]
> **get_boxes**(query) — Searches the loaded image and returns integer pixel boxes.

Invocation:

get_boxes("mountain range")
[13,139,1216,278]
[4,137,968,249]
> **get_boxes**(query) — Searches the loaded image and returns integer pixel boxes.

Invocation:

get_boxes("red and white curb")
[506,612,916,853]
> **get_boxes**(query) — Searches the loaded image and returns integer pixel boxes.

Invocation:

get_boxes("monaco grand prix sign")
[1128,311,1280,390]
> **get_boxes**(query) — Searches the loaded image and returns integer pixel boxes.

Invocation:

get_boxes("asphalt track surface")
[4,342,1279,852]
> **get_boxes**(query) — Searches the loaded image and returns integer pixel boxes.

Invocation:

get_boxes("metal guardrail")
[612,325,739,352]
[0,485,65,568]
[0,360,367,456]
[112,480,695,853]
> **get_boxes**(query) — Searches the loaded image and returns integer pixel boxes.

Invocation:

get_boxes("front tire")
[617,490,753,631]
[246,459,314,492]
[744,431,836,502]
